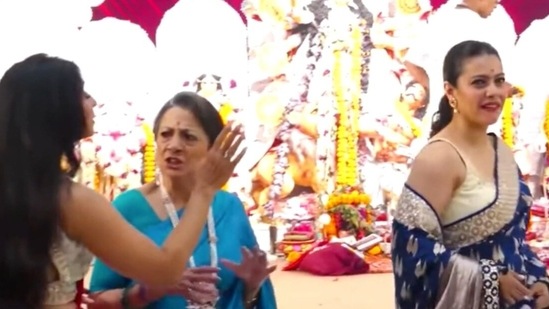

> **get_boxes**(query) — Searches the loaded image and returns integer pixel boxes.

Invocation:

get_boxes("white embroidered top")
[45,232,92,306]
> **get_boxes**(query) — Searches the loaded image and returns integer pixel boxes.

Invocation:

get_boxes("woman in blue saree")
[89,92,277,308]
[392,41,549,308]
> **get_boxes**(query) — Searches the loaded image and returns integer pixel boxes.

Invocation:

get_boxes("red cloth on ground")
[284,242,369,276]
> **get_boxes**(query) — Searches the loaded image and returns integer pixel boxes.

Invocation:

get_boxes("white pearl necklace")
[158,178,218,308]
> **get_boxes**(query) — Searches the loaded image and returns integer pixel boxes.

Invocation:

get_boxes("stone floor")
[85,266,395,308]
[270,269,394,308]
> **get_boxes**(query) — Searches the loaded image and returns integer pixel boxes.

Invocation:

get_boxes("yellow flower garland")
[94,165,101,191]
[502,97,514,148]
[142,123,156,183]
[325,25,371,226]
[544,99,549,146]
[332,28,362,187]
[502,85,526,148]
[326,190,371,210]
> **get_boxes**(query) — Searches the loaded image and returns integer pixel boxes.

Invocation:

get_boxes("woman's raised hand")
[196,123,246,191]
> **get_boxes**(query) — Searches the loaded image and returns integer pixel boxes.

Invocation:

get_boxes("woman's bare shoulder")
[412,141,464,173]
[406,141,465,213]
[59,182,109,238]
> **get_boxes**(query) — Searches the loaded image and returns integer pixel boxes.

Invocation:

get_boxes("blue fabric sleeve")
[225,194,277,309]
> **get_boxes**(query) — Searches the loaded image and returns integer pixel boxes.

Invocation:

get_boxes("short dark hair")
[153,91,224,147]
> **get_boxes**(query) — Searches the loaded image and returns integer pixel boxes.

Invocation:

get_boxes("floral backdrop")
[0,0,548,234]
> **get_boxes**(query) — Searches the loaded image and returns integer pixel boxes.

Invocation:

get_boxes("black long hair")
[0,54,85,307]
[153,92,224,146]
[430,40,500,137]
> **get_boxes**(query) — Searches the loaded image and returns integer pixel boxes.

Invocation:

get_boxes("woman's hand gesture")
[196,123,246,191]
[221,247,276,290]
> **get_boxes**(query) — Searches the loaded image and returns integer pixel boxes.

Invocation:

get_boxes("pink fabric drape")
[92,0,245,43]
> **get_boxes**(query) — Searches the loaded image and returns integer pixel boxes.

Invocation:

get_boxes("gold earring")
[450,98,458,113]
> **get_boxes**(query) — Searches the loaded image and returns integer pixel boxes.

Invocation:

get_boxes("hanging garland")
[502,97,514,148]
[142,123,156,184]
[502,86,526,149]
[93,164,101,191]
[263,143,290,220]
[543,99,549,147]
[262,98,299,221]
[323,24,372,239]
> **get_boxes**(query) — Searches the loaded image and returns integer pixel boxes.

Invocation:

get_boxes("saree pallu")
[90,190,277,309]
[392,140,549,309]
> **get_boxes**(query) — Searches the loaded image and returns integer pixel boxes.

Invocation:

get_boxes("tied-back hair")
[0,54,85,307]
[429,40,500,137]
[153,91,224,146]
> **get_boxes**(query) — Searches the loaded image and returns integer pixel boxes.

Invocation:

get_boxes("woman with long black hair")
[0,53,245,308]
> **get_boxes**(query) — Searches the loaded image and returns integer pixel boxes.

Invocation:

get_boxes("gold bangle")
[245,295,257,307]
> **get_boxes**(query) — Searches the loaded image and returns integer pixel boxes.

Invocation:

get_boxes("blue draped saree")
[392,138,549,308]
[90,190,277,309]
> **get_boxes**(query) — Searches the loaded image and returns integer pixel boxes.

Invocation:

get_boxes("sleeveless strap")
[428,137,469,168]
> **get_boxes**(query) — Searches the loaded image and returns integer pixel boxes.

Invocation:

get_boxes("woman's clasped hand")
[144,266,221,305]
[532,282,549,309]
[500,271,532,305]
[500,271,549,308]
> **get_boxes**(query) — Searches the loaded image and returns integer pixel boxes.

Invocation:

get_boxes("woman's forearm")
[89,289,126,309]
[90,285,163,309]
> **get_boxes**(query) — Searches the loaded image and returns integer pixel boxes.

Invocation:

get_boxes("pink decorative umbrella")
[92,0,246,44]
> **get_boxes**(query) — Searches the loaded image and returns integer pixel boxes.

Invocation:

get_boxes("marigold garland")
[142,123,156,183]
[501,86,526,148]
[543,99,549,147]
[502,97,514,148]
[94,165,101,191]
[323,25,372,240]
[332,28,361,187]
